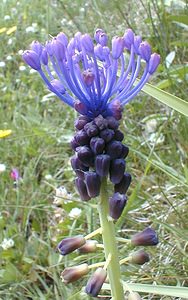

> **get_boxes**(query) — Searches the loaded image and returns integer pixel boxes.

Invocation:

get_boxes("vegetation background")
[0,0,187,299]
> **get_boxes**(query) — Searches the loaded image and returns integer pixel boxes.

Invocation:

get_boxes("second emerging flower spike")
[22,28,160,119]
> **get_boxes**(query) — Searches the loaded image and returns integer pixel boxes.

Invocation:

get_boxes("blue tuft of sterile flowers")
[22,28,160,119]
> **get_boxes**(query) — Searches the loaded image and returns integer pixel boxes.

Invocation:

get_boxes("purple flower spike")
[139,41,151,62]
[74,100,88,115]
[124,28,134,50]
[112,36,124,59]
[58,235,86,255]
[131,227,159,246]
[52,38,65,61]
[109,192,127,220]
[22,50,41,70]
[85,268,107,297]
[148,53,161,74]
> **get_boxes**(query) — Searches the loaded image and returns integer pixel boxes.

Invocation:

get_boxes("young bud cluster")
[71,114,131,219]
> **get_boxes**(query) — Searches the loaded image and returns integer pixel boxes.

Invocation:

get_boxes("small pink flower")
[10,168,20,181]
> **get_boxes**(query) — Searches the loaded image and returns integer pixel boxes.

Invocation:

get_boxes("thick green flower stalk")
[23,28,160,299]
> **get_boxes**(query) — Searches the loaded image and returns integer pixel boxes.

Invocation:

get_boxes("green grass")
[0,0,188,299]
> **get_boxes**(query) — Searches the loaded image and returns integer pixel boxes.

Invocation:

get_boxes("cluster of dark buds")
[71,113,131,220]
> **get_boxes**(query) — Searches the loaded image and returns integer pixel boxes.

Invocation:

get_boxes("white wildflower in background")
[0,62,6,68]
[53,186,72,205]
[44,174,53,180]
[0,164,6,173]
[25,26,35,33]
[145,119,158,134]
[69,208,82,219]
[4,15,11,21]
[143,117,165,146]
[18,49,24,55]
[0,238,14,250]
[6,55,13,61]
[19,65,26,71]
[8,38,13,45]
[29,69,37,74]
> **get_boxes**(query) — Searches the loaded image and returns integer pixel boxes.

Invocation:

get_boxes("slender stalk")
[97,178,124,300]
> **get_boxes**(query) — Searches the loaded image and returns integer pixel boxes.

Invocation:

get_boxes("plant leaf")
[141,83,188,117]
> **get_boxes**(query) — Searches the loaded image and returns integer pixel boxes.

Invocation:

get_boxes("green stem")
[97,178,124,300]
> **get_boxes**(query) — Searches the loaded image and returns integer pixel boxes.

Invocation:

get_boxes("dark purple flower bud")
[94,28,104,43]
[94,115,108,130]
[120,144,129,159]
[139,41,151,62]
[95,154,111,177]
[124,28,134,50]
[61,263,89,284]
[108,99,123,120]
[70,136,79,151]
[84,122,99,137]
[130,250,150,265]
[71,155,88,172]
[30,40,43,56]
[58,235,86,255]
[22,50,41,70]
[90,137,105,154]
[77,146,94,167]
[74,100,88,115]
[131,227,159,246]
[81,34,94,53]
[85,171,101,198]
[110,158,125,184]
[148,53,160,74]
[50,79,65,94]
[75,177,91,201]
[134,35,142,54]
[41,48,48,65]
[128,292,141,300]
[100,128,115,143]
[52,38,66,61]
[57,32,68,47]
[94,44,105,61]
[99,32,108,46]
[85,268,107,297]
[114,129,124,141]
[106,116,119,130]
[78,240,97,253]
[82,69,95,86]
[112,36,124,59]
[109,192,127,220]
[106,141,123,159]
[75,129,90,145]
[74,116,90,130]
[114,172,132,194]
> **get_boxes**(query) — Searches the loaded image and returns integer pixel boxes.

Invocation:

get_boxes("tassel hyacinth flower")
[23,28,160,299]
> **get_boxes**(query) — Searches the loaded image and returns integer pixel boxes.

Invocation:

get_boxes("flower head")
[23,28,160,120]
